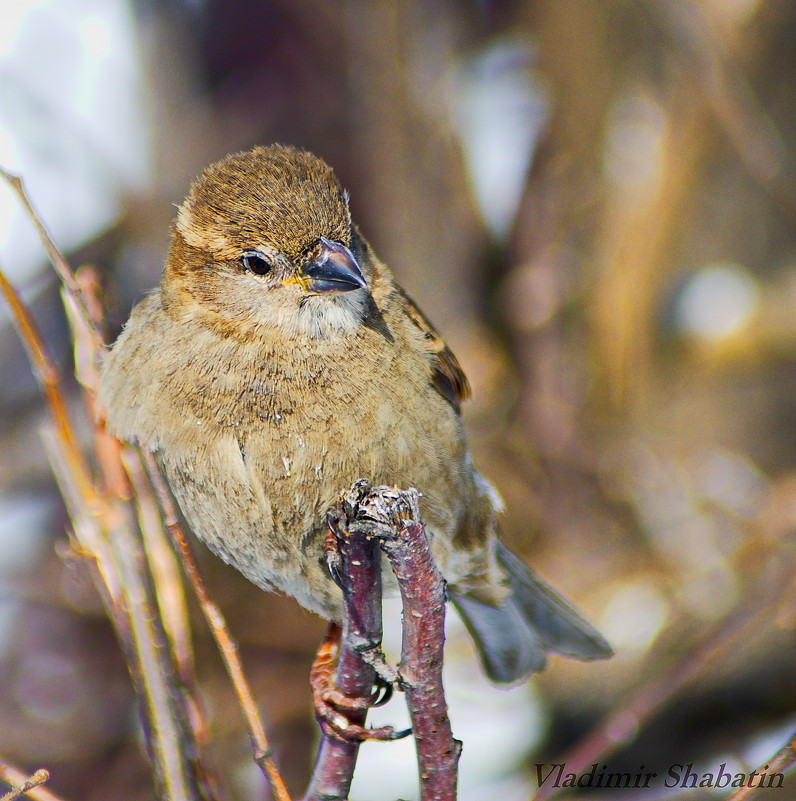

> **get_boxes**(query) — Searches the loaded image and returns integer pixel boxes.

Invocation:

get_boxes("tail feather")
[449,590,548,683]
[496,540,613,660]
[450,540,612,685]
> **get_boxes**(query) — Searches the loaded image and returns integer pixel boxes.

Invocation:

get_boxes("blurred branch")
[0,268,94,504]
[653,1,796,226]
[142,451,292,801]
[532,557,790,801]
[0,172,211,800]
[0,168,105,357]
[0,763,60,801]
[344,1,484,331]
[727,731,796,801]
[590,93,709,411]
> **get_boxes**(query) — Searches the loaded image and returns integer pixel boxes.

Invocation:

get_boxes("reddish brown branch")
[305,489,385,800]
[306,482,459,801]
[353,487,460,801]
[308,479,422,798]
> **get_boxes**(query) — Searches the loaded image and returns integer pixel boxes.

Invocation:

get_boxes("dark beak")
[303,237,367,293]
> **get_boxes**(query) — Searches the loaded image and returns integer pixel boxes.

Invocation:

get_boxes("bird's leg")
[312,492,409,742]
[309,622,409,742]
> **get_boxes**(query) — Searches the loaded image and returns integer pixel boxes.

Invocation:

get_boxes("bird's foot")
[310,624,410,743]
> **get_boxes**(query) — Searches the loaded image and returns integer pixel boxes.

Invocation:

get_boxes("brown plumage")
[98,144,611,682]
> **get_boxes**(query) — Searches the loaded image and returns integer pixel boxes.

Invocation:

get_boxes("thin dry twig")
[63,268,128,497]
[1,173,208,800]
[0,264,127,608]
[120,447,227,801]
[142,451,292,801]
[39,412,203,801]
[65,271,220,796]
[107,505,203,801]
[0,167,105,356]
[121,449,195,687]
[41,421,204,801]
[0,762,62,801]
[0,269,94,503]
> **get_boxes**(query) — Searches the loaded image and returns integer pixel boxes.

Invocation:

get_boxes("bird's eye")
[241,251,272,275]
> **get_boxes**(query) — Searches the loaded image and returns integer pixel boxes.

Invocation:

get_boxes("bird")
[98,144,612,686]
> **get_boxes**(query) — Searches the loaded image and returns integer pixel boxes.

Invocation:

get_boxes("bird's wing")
[396,287,471,409]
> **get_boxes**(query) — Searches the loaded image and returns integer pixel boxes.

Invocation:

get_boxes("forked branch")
[306,481,460,801]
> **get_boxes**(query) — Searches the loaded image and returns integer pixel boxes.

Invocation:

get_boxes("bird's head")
[163,144,373,339]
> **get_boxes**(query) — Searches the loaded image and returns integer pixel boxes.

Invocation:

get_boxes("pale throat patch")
[296,290,368,338]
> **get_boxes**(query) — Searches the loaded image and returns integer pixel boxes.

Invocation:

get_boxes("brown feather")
[395,287,471,409]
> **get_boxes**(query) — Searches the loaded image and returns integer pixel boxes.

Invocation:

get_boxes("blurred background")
[1,1,795,799]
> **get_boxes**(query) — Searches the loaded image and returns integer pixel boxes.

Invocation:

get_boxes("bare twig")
[110,506,204,801]
[1,180,208,799]
[122,449,195,686]
[0,264,128,609]
[305,490,387,801]
[0,268,94,503]
[0,167,105,357]
[307,482,459,801]
[63,268,127,497]
[0,763,61,801]
[352,486,460,801]
[41,421,208,801]
[142,451,292,801]
[121,449,229,801]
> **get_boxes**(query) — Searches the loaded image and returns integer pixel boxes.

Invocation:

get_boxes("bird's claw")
[371,675,393,707]
[310,623,410,743]
[314,689,410,743]
[323,509,345,589]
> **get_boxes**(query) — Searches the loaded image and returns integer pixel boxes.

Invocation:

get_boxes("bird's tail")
[449,540,612,684]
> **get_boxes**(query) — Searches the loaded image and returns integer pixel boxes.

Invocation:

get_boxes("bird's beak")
[301,237,367,293]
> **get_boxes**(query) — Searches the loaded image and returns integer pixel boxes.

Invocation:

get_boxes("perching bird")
[98,144,611,684]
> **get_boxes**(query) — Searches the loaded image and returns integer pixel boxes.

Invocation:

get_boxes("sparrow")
[98,144,611,683]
